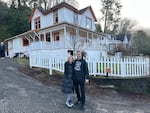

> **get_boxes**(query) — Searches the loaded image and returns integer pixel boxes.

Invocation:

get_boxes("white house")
[5,2,121,58]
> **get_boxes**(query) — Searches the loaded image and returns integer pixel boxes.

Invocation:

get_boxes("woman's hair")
[67,55,74,62]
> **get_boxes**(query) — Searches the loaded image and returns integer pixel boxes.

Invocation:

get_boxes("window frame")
[46,32,51,42]
[53,32,60,41]
[34,17,41,30]
[86,17,92,30]
[40,34,44,41]
[22,38,29,46]
[74,13,78,25]
[53,10,59,24]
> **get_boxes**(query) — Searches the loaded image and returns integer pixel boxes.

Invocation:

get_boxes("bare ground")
[0,58,150,113]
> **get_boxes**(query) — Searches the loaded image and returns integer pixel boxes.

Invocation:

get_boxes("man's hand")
[85,79,89,84]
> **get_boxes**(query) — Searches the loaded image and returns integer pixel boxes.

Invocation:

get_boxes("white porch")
[6,23,122,58]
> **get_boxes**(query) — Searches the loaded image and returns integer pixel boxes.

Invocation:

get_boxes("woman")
[62,55,74,108]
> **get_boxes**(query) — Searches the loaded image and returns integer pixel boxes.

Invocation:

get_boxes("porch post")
[64,25,67,48]
[50,31,53,42]
[44,32,46,42]
[92,32,94,47]
[77,27,79,40]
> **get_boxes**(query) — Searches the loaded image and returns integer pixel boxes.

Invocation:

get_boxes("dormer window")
[54,10,58,24]
[34,17,41,29]
[86,17,92,30]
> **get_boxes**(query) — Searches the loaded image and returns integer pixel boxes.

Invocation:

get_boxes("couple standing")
[62,51,89,110]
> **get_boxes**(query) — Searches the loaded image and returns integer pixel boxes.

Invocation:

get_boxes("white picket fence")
[29,54,150,77]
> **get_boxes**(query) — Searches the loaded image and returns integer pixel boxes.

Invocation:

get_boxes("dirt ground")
[0,58,150,113]
[21,64,150,113]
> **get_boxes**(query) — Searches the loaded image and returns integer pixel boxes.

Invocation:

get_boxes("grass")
[52,70,63,76]
[13,57,29,66]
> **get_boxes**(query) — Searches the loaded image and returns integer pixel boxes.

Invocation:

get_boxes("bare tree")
[117,18,138,35]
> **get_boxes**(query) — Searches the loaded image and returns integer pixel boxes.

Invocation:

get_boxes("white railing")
[29,41,67,51]
[30,54,66,74]
[29,54,150,77]
[28,39,110,52]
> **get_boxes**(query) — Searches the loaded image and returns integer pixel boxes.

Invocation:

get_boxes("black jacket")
[74,58,89,81]
[62,62,74,94]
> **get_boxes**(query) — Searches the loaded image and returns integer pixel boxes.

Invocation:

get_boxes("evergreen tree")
[101,0,122,34]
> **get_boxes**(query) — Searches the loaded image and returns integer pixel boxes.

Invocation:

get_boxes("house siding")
[63,7,75,24]
[31,7,96,31]
[31,9,42,30]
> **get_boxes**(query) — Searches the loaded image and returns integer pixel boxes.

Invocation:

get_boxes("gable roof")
[116,34,131,41]
[29,2,97,22]
[78,6,97,21]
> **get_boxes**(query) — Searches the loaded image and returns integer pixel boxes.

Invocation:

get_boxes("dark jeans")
[0,50,5,57]
[74,80,85,105]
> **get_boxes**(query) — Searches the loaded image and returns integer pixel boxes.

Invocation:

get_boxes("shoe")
[79,104,84,111]
[66,100,74,108]
[74,100,81,105]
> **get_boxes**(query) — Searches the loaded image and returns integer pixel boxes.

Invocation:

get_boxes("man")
[73,51,89,110]
[0,42,5,59]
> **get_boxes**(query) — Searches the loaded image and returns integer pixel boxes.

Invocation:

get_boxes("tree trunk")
[18,0,21,7]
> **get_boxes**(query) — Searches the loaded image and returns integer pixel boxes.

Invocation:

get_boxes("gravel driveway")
[0,58,150,113]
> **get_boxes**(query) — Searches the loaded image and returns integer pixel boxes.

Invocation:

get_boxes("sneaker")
[66,100,74,108]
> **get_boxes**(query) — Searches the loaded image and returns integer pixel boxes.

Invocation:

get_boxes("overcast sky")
[77,0,150,29]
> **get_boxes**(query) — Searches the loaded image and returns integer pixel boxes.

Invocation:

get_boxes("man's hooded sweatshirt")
[74,58,89,81]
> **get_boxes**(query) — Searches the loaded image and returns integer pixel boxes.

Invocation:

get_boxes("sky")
[77,0,150,29]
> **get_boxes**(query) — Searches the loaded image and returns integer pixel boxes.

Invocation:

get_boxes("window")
[35,36,39,41]
[22,38,29,46]
[70,32,76,41]
[34,17,41,29]
[54,32,59,41]
[86,17,92,29]
[40,34,44,41]
[46,32,51,42]
[74,13,78,25]
[53,11,58,24]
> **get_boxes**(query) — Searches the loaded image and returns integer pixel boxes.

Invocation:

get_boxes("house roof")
[116,34,131,41]
[29,2,97,22]
[4,30,37,42]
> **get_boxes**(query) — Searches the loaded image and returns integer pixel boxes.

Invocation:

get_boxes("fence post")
[147,58,150,75]
[49,57,52,75]
[121,58,126,77]
[93,58,97,77]
[29,53,32,68]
